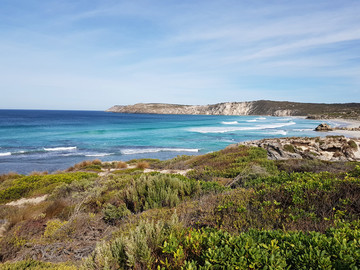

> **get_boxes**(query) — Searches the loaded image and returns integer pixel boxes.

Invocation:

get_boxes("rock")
[315,123,333,131]
[233,136,360,162]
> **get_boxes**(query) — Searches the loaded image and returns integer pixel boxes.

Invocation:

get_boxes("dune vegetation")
[0,146,359,269]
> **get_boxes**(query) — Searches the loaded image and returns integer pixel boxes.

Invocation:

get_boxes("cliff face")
[107,100,360,117]
[107,102,254,115]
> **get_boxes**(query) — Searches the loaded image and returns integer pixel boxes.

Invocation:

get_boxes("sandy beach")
[319,118,360,138]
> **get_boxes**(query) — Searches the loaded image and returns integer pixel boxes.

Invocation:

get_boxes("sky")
[0,0,360,110]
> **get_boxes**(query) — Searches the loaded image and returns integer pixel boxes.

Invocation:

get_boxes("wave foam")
[264,130,287,135]
[44,146,77,151]
[246,119,257,122]
[221,121,238,125]
[189,121,296,133]
[121,148,199,155]
[257,117,266,120]
[85,153,113,157]
[277,118,292,121]
[293,128,313,132]
[0,152,11,156]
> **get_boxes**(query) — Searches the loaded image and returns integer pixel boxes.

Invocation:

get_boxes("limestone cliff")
[107,100,360,117]
[106,102,254,115]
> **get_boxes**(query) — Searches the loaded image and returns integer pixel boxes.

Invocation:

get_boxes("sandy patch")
[5,194,48,207]
[143,169,191,176]
[316,118,360,138]
[99,167,190,176]
[0,220,8,237]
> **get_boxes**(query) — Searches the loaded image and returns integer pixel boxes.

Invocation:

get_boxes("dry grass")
[67,160,103,171]
[2,201,50,229]
[115,161,128,169]
[0,172,20,183]
[92,159,102,165]
[136,161,150,169]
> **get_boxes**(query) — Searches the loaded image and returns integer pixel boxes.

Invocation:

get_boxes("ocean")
[0,110,333,174]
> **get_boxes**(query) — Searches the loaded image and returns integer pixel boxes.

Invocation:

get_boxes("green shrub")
[159,221,360,269]
[199,181,229,194]
[0,172,97,203]
[102,203,131,224]
[0,260,78,269]
[185,146,277,181]
[284,144,296,153]
[348,140,358,149]
[43,219,69,241]
[83,215,180,269]
[123,174,200,213]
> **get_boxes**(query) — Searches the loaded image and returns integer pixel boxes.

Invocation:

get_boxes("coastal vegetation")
[0,144,359,269]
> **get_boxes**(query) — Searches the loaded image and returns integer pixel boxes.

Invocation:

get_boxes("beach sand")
[320,118,360,138]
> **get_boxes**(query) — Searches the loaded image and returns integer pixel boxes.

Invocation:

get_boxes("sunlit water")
[0,110,339,174]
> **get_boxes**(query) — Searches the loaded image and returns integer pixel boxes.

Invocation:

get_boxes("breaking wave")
[221,121,239,125]
[121,148,199,155]
[44,146,77,151]
[264,130,287,135]
[189,121,296,134]
[85,153,113,157]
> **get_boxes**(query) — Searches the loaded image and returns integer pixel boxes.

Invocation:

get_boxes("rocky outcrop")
[315,123,333,131]
[314,123,360,132]
[107,101,360,117]
[230,136,360,161]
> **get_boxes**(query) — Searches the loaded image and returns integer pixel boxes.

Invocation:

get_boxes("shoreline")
[316,118,360,138]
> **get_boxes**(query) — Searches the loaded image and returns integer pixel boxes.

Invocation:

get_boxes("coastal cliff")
[107,100,360,118]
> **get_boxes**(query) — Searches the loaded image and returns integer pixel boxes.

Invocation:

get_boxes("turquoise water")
[0,110,328,174]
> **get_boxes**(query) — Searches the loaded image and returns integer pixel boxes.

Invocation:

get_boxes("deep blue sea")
[0,110,335,174]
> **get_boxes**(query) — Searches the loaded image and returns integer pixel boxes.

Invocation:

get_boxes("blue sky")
[0,0,359,110]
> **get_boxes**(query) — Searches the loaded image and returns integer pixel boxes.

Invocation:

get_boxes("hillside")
[107,100,360,119]
[1,136,360,269]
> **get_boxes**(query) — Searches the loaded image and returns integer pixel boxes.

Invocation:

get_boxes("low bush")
[102,203,131,224]
[115,161,127,169]
[123,174,200,213]
[136,161,150,169]
[83,215,180,269]
[43,219,70,241]
[159,220,360,269]
[283,144,296,153]
[0,259,78,269]
[185,146,277,181]
[0,172,97,204]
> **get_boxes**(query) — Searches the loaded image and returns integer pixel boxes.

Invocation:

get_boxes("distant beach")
[323,118,360,138]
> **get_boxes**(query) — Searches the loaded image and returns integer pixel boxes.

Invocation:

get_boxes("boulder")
[315,123,333,131]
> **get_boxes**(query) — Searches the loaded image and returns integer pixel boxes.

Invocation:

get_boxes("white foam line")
[221,121,239,125]
[121,148,199,155]
[0,152,11,156]
[44,146,77,151]
[264,130,287,135]
[189,121,296,134]
[293,129,313,132]
[85,153,113,157]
